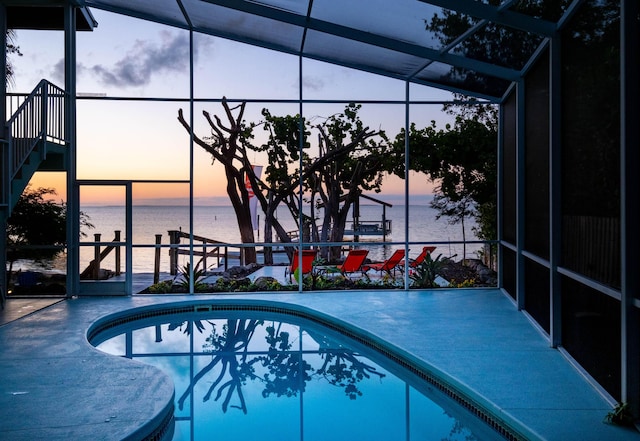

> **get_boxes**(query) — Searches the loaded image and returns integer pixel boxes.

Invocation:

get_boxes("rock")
[225,264,262,279]
[438,258,497,287]
[253,276,279,290]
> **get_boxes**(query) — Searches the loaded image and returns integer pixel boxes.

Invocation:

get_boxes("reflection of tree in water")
[172,319,385,413]
[308,330,385,400]
[255,324,313,398]
[168,318,210,336]
[443,419,476,441]
[177,319,264,414]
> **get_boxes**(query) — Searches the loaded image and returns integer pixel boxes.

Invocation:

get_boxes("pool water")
[92,310,505,441]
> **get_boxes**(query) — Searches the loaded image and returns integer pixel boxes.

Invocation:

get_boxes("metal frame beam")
[620,0,640,415]
[199,0,520,82]
[516,80,526,311]
[418,0,557,37]
[549,36,562,347]
[64,2,79,297]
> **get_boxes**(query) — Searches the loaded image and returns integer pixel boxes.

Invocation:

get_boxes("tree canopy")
[262,103,390,261]
[178,102,390,264]
[6,29,22,86]
[6,187,93,270]
[390,110,497,243]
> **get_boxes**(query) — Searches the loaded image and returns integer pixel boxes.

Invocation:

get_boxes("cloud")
[302,75,325,92]
[95,32,190,87]
[53,32,205,88]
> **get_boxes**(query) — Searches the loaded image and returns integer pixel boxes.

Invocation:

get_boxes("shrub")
[410,253,444,288]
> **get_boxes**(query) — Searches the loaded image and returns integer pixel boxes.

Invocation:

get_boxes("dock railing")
[80,231,122,280]
[168,230,228,276]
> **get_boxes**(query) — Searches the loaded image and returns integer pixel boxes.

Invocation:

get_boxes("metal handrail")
[6,79,67,180]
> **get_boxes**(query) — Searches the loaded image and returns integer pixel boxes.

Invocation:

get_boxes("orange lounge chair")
[285,249,318,281]
[401,246,437,269]
[362,249,406,277]
[334,249,369,276]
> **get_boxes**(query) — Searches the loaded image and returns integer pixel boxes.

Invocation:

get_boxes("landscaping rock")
[253,276,279,290]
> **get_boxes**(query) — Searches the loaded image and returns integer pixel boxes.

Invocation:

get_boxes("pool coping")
[1,289,639,440]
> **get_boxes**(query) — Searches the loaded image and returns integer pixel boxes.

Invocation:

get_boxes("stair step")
[9,140,67,210]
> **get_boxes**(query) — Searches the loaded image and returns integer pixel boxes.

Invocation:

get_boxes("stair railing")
[2,80,67,208]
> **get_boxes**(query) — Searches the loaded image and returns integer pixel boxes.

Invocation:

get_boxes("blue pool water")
[92,308,506,441]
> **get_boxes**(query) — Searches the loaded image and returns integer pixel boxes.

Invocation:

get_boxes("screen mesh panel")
[524,258,550,333]
[501,90,517,245]
[561,275,621,400]
[524,51,550,259]
[501,246,516,300]
[560,1,620,289]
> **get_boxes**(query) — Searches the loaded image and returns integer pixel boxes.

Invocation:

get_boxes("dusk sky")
[9,8,456,205]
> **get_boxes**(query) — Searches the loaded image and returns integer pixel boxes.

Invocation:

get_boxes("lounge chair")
[333,249,369,276]
[285,249,318,281]
[362,249,406,277]
[401,246,437,270]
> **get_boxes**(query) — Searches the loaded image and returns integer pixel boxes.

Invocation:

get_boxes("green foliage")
[6,186,93,266]
[451,278,476,288]
[260,103,392,261]
[181,101,393,265]
[424,0,564,96]
[6,30,22,86]
[178,261,207,291]
[214,277,252,292]
[410,253,445,288]
[146,280,175,294]
[604,402,634,427]
[390,114,497,243]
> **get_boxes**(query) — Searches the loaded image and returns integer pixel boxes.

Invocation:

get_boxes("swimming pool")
[89,303,518,441]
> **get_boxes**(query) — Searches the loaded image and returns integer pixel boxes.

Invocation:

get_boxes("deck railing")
[6,80,67,179]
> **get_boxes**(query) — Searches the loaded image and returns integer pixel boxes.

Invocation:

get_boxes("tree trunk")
[262,192,274,265]
[225,166,257,264]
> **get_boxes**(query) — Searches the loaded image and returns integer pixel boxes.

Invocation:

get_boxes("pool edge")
[87,297,543,441]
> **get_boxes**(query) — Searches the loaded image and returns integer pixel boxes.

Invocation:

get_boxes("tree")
[178,102,390,264]
[390,115,497,245]
[431,192,475,263]
[311,104,389,261]
[424,0,569,97]
[6,29,22,86]
[262,104,389,261]
[6,186,93,274]
[178,100,265,264]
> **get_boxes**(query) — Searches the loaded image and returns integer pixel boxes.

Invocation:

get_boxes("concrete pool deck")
[1,289,639,440]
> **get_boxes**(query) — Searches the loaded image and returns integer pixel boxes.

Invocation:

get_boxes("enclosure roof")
[6,4,97,31]
[81,0,570,100]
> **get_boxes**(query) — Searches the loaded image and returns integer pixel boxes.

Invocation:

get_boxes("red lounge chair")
[401,246,437,269]
[363,249,406,277]
[285,249,317,281]
[335,249,369,276]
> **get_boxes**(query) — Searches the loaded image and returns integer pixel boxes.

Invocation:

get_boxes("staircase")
[1,80,68,307]
[2,80,68,215]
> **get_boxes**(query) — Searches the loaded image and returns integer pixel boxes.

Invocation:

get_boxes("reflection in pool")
[92,310,505,441]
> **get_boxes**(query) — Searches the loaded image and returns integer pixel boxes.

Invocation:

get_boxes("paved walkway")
[1,289,639,440]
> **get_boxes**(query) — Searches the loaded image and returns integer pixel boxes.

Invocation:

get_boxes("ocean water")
[77,204,482,274]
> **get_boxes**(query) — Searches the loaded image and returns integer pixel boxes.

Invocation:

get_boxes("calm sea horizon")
[77,204,481,274]
[13,204,483,274]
